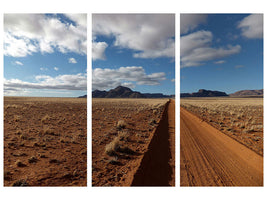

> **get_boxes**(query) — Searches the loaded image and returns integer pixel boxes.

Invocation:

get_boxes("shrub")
[117,120,127,129]
[105,137,120,156]
[12,179,28,186]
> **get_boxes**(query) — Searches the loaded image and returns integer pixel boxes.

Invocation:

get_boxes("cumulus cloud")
[54,67,59,71]
[4,73,87,91]
[180,14,207,34]
[92,42,108,60]
[238,14,263,39]
[4,14,87,57]
[68,57,77,63]
[14,61,23,66]
[92,66,166,90]
[92,14,175,59]
[181,30,241,67]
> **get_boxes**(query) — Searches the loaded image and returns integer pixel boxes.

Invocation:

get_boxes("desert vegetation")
[4,97,87,186]
[181,97,263,155]
[92,98,168,186]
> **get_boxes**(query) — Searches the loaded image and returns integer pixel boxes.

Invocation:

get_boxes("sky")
[180,14,263,94]
[4,14,87,97]
[92,14,175,95]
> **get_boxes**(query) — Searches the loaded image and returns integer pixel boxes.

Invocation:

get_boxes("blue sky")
[4,14,87,97]
[92,14,175,95]
[180,14,263,94]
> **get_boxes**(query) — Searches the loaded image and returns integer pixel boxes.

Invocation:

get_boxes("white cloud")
[92,66,166,90]
[4,32,38,57]
[92,42,108,60]
[4,73,87,91]
[180,14,207,34]
[40,67,48,71]
[54,67,59,71]
[214,60,226,64]
[238,14,263,39]
[64,14,87,27]
[4,14,87,57]
[14,61,23,66]
[92,14,174,59]
[181,30,241,68]
[68,57,77,63]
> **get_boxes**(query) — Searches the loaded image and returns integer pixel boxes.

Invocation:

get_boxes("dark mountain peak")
[92,86,172,98]
[112,86,133,93]
[181,89,228,97]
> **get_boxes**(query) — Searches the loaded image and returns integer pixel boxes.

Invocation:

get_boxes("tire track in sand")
[180,107,263,186]
[131,99,175,186]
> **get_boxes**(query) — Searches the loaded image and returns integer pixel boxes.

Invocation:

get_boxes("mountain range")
[181,89,263,97]
[229,89,263,97]
[92,86,174,98]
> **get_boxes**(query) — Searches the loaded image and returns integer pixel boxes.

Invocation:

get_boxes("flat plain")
[181,97,263,155]
[4,97,87,186]
[92,98,175,186]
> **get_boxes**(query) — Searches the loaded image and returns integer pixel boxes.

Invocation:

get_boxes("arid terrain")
[180,97,263,186]
[4,97,87,186]
[181,97,263,155]
[92,98,175,186]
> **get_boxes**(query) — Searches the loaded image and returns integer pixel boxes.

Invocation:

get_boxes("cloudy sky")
[4,14,87,97]
[92,14,175,95]
[180,14,263,94]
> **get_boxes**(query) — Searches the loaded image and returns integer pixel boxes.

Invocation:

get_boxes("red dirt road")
[180,107,263,186]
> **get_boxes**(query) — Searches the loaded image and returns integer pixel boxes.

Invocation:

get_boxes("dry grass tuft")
[118,130,130,141]
[116,120,127,129]
[105,137,121,156]
[12,179,28,186]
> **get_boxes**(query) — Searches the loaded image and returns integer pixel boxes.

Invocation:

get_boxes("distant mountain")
[92,86,173,98]
[230,89,263,97]
[78,95,87,98]
[181,89,228,97]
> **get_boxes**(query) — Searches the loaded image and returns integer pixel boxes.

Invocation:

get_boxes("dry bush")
[118,130,130,141]
[12,179,28,186]
[105,137,121,156]
[116,120,127,129]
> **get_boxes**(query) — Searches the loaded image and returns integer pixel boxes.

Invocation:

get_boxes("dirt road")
[131,99,175,186]
[180,107,263,186]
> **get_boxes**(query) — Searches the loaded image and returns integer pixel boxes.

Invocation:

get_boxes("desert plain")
[4,97,87,186]
[92,98,175,186]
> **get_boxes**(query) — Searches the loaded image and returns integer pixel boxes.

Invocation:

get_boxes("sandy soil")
[4,97,87,186]
[180,107,263,186]
[92,98,175,186]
